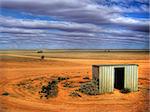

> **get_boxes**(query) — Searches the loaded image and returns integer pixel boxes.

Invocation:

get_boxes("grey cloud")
[0,0,149,49]
[0,1,127,23]
[0,0,149,32]
[127,24,149,33]
[1,32,148,49]
[0,16,101,33]
[0,15,148,47]
[110,16,149,33]
[2,27,148,44]
[0,27,47,34]
[86,0,148,13]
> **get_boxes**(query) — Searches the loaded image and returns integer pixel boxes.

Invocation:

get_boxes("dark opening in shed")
[114,68,124,90]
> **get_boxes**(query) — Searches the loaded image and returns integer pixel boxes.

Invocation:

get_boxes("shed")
[92,64,138,93]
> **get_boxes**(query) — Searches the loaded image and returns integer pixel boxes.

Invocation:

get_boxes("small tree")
[41,55,45,60]
[37,50,43,53]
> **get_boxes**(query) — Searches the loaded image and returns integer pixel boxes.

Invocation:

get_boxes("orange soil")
[0,52,149,112]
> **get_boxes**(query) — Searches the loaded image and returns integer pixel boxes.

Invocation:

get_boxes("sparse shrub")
[57,76,69,82]
[83,76,90,80]
[79,80,91,83]
[94,78,99,88]
[79,81,85,83]
[16,81,26,86]
[120,88,131,94]
[79,80,99,95]
[69,91,81,97]
[39,79,58,99]
[2,92,9,96]
[63,81,75,88]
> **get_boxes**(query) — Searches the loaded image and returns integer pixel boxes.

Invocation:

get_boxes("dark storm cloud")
[127,24,149,32]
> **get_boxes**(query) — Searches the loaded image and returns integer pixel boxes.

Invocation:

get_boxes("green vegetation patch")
[79,80,99,95]
[63,81,76,88]
[39,79,58,99]
[69,91,81,97]
[120,88,131,94]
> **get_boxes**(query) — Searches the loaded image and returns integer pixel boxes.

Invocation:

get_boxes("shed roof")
[92,64,138,67]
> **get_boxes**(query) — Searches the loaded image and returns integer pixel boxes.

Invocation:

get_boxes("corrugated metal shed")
[92,64,138,93]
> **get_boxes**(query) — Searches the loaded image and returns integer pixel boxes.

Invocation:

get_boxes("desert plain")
[0,50,149,112]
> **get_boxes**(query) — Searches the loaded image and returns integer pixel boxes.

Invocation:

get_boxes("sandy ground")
[0,51,149,112]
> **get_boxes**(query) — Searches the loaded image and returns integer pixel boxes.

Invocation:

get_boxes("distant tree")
[37,50,43,53]
[105,50,110,52]
[41,55,45,60]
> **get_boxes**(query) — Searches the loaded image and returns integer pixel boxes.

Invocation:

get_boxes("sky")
[0,0,149,49]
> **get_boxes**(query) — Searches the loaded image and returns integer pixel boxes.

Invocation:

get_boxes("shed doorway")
[114,68,124,90]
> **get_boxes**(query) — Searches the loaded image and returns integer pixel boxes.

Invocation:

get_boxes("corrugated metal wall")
[93,65,138,93]
[99,66,114,93]
[124,65,138,91]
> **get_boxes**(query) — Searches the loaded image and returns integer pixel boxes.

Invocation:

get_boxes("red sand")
[0,51,149,112]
